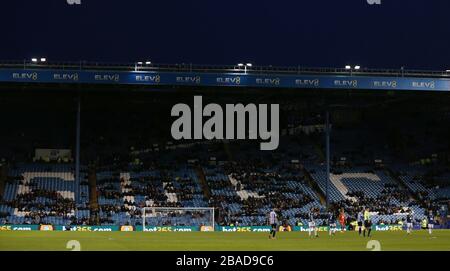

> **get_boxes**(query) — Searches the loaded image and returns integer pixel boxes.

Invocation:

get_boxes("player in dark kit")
[406,210,414,234]
[363,207,372,237]
[328,211,337,236]
[427,210,435,235]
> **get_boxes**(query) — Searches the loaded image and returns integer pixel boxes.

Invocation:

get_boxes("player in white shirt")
[268,209,278,239]
[308,208,318,238]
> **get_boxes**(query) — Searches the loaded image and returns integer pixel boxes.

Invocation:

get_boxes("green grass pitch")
[0,230,449,251]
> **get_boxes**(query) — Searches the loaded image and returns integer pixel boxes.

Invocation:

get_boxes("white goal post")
[142,207,215,231]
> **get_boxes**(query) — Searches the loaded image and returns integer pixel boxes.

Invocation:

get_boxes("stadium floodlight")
[31,57,47,63]
[135,61,145,71]
[145,61,151,65]
[446,70,450,73]
[345,65,351,70]
[237,63,252,73]
[354,65,361,70]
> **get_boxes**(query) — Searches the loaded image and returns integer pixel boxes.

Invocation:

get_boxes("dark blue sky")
[2,0,450,69]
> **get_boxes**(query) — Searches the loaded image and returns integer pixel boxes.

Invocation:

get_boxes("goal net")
[142,207,215,232]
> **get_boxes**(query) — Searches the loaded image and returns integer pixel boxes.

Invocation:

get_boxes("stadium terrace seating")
[205,161,325,226]
[0,135,448,228]
[308,165,346,202]
[0,164,89,225]
[96,164,209,226]
[431,172,450,200]
[393,164,450,201]
[307,165,427,223]
[392,165,436,200]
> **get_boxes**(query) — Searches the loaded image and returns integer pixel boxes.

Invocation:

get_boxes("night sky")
[2,0,450,69]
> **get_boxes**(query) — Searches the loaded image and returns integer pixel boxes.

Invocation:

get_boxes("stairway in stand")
[88,167,99,225]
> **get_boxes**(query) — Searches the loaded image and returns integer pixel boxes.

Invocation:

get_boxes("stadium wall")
[1,69,450,92]
[1,224,446,232]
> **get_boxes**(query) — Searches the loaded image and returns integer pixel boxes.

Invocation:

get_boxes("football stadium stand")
[0,68,449,230]
[1,135,448,228]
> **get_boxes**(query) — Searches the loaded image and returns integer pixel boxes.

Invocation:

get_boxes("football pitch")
[1,230,449,251]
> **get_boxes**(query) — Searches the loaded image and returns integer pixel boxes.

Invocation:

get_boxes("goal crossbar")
[142,207,215,231]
